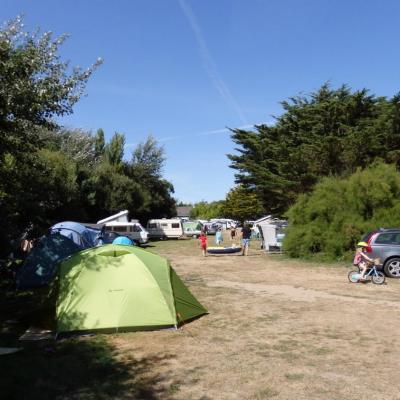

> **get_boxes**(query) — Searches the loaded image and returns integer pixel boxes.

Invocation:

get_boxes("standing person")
[198,232,208,257]
[230,226,236,242]
[215,228,223,246]
[241,223,252,256]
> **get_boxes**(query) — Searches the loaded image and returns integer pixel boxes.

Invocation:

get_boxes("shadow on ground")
[0,285,177,400]
[0,335,176,400]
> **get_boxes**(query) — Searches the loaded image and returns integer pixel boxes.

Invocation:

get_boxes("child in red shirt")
[198,233,207,257]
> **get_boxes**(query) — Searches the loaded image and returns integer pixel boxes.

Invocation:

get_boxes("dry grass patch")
[4,236,399,399]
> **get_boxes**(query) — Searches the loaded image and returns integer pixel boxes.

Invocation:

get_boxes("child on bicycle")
[353,241,375,281]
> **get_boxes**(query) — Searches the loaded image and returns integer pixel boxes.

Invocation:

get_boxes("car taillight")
[366,246,372,253]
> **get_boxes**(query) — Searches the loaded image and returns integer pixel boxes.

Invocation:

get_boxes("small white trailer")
[146,219,184,239]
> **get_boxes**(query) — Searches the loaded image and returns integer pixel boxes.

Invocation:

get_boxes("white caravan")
[97,210,149,244]
[146,219,183,239]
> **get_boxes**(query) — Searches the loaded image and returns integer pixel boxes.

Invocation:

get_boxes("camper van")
[146,219,183,239]
[104,221,149,244]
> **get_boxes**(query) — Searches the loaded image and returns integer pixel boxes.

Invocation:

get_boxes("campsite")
[1,235,400,399]
[2,3,400,400]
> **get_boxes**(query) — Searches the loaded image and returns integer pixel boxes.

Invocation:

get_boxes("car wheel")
[383,258,400,278]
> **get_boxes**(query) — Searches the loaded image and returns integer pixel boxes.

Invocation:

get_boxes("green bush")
[283,162,400,261]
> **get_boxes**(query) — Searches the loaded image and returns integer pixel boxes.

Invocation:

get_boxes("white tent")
[256,219,287,252]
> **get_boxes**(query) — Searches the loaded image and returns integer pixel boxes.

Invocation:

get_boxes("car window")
[375,233,400,244]
[393,234,400,244]
[109,226,127,233]
[361,232,374,242]
[132,225,141,232]
[171,223,180,228]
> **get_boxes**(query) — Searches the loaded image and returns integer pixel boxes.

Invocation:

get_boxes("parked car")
[203,222,221,235]
[359,229,400,278]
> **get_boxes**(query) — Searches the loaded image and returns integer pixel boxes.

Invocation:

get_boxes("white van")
[146,219,183,239]
[104,221,149,244]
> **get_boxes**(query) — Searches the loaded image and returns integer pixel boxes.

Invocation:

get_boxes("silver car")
[360,229,400,278]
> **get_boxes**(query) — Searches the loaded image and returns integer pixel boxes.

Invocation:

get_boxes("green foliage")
[94,128,105,158]
[0,17,102,159]
[130,135,165,179]
[82,161,144,218]
[0,17,176,255]
[40,127,98,166]
[0,16,102,251]
[72,133,176,225]
[104,132,125,167]
[190,201,225,220]
[228,84,400,215]
[283,162,400,261]
[222,185,264,222]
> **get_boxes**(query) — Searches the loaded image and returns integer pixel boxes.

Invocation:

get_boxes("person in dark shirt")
[241,224,252,256]
[230,227,236,242]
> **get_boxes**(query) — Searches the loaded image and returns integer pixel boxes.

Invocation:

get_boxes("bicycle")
[348,260,385,285]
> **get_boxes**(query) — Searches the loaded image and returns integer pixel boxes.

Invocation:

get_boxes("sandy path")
[109,240,400,400]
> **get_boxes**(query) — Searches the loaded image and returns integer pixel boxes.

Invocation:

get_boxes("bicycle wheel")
[372,271,385,285]
[348,270,360,283]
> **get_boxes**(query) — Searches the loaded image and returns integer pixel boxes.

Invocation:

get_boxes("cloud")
[178,0,248,125]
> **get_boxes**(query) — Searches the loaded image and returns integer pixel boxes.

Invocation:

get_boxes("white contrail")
[157,123,259,143]
[178,0,248,125]
[124,122,272,148]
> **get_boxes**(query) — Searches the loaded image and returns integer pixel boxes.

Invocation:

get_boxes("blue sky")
[2,0,400,202]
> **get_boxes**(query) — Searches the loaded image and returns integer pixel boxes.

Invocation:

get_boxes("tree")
[190,201,225,220]
[94,128,105,159]
[283,162,400,261]
[0,16,101,253]
[104,132,125,167]
[125,136,176,221]
[130,135,166,179]
[222,186,264,222]
[0,17,101,159]
[81,161,144,220]
[40,127,98,165]
[228,84,400,215]
[79,134,176,224]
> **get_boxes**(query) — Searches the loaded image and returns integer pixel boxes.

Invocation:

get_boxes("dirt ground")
[105,235,400,400]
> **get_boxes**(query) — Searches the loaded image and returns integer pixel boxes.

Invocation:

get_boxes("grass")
[0,335,175,400]
[1,236,400,399]
[285,373,305,381]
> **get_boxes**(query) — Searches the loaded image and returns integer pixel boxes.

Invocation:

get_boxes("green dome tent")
[56,244,207,333]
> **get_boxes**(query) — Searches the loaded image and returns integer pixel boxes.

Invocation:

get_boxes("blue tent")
[16,233,81,289]
[51,222,102,249]
[112,236,134,246]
